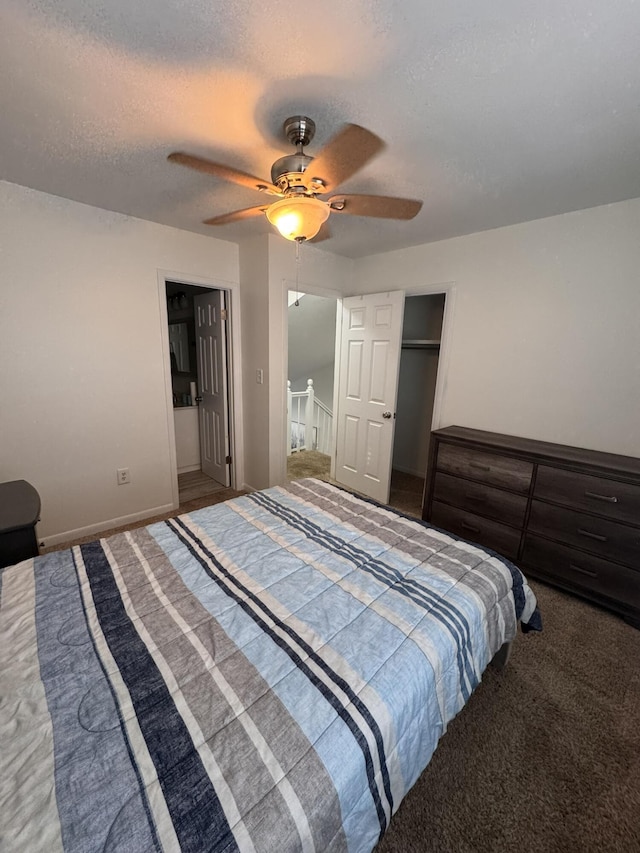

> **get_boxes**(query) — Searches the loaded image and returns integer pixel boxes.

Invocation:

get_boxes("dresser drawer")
[528,500,640,567]
[436,444,533,493]
[433,472,528,527]
[430,501,521,560]
[522,534,640,612]
[534,465,640,525]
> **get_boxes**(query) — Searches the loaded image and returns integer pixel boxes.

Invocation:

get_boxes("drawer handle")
[461,521,480,534]
[569,563,598,579]
[577,528,608,543]
[584,490,618,504]
[469,462,490,471]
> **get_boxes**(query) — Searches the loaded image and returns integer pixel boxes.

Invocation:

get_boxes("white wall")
[288,292,337,407]
[353,197,640,458]
[174,407,200,473]
[238,234,271,491]
[289,363,336,411]
[6,179,636,545]
[0,181,239,544]
[239,233,351,490]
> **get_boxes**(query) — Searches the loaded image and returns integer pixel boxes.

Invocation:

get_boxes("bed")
[0,477,541,853]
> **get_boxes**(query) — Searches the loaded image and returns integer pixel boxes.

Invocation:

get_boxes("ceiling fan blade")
[304,125,385,193]
[328,194,422,220]
[168,152,281,196]
[203,206,268,226]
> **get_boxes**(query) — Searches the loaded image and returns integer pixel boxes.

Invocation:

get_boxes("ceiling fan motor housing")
[271,116,323,193]
[271,153,315,192]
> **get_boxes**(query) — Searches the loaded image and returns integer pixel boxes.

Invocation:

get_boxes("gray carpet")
[376,581,640,853]
[389,470,424,518]
[287,450,332,481]
[286,454,425,519]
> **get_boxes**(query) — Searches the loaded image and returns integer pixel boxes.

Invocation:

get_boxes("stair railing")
[287,379,333,456]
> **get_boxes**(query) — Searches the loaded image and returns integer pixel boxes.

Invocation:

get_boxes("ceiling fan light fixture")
[265,196,330,242]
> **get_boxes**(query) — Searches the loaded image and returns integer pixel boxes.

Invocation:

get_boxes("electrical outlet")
[117,467,131,485]
[256,369,264,385]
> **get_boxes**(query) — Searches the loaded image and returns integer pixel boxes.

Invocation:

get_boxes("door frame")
[280,278,342,485]
[157,270,245,509]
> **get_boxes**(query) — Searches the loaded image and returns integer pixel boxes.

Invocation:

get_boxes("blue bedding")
[0,478,540,852]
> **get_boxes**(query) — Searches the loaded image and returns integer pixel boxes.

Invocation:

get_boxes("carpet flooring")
[287,450,333,481]
[376,581,640,853]
[388,470,425,518]
[286,451,425,518]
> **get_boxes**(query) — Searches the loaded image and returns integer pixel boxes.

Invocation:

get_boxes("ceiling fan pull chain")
[294,240,301,306]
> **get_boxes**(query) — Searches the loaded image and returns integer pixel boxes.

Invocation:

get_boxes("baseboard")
[392,464,426,479]
[241,482,258,493]
[40,502,177,548]
[177,464,201,474]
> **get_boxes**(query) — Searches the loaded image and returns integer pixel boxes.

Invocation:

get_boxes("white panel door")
[194,290,230,487]
[334,291,404,503]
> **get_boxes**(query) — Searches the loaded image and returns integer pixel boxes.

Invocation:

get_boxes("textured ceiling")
[1,0,639,258]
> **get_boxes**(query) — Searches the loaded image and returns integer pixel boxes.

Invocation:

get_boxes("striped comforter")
[0,478,540,853]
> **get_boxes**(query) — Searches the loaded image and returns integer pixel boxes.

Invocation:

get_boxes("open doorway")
[165,281,233,507]
[286,291,337,484]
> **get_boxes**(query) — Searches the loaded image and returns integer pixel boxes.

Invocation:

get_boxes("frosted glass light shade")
[265,196,330,241]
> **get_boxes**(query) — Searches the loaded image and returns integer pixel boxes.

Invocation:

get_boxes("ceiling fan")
[168,116,423,242]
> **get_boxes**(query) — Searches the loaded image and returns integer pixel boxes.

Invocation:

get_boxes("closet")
[392,294,445,492]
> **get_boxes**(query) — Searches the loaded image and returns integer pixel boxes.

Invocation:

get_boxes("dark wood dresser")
[422,426,640,628]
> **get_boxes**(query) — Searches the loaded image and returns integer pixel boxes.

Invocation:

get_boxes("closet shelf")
[401,339,441,349]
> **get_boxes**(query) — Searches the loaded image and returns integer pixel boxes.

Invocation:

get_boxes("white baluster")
[316,406,323,454]
[320,408,327,454]
[305,379,315,451]
[287,380,292,456]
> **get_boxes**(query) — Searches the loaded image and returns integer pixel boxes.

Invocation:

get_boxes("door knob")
[382,411,392,419]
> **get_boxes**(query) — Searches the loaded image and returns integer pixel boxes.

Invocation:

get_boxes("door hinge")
[220,308,228,321]
[225,455,232,464]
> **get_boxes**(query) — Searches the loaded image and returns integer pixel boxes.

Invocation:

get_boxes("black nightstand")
[0,480,41,569]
